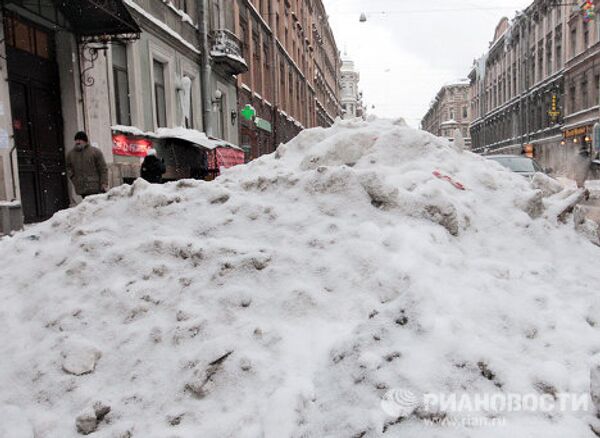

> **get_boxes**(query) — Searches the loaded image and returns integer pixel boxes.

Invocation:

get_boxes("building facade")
[469,0,600,175]
[203,0,249,146]
[234,0,343,160]
[0,0,344,228]
[0,0,142,223]
[421,81,472,144]
[562,1,600,155]
[340,53,364,119]
[0,0,243,225]
[109,0,205,181]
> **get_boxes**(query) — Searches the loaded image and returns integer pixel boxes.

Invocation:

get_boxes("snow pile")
[2,118,600,437]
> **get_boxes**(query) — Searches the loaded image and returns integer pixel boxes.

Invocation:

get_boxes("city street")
[1,1,600,438]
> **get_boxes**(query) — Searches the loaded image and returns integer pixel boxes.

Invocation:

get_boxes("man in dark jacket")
[66,131,109,198]
[140,148,166,183]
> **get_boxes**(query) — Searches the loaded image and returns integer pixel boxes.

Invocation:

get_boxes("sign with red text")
[112,134,153,157]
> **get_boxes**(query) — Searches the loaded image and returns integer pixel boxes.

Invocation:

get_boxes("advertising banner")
[112,134,153,157]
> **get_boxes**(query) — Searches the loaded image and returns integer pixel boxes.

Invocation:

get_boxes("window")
[4,15,52,59]
[153,60,167,128]
[280,61,286,109]
[581,79,589,109]
[570,26,577,57]
[537,45,544,81]
[263,43,271,101]
[584,23,590,49]
[570,85,577,112]
[211,0,221,30]
[184,75,194,129]
[34,29,49,59]
[14,18,33,53]
[546,39,552,74]
[239,17,248,63]
[112,44,131,126]
[172,0,190,14]
[555,32,562,68]
[253,38,262,95]
[462,106,468,119]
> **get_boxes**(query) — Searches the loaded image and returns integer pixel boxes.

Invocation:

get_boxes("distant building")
[421,81,472,145]
[340,53,364,119]
[468,0,600,174]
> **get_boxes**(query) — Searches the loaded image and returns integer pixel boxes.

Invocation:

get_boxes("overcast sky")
[322,0,532,127]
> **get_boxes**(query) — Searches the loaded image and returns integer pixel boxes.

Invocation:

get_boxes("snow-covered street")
[1,118,600,437]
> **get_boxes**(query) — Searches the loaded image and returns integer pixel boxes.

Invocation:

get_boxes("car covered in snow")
[486,154,548,178]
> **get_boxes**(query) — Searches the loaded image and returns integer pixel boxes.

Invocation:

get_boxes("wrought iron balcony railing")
[209,29,248,75]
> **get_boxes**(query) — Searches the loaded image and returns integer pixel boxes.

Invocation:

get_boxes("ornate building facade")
[421,81,472,145]
[469,0,599,173]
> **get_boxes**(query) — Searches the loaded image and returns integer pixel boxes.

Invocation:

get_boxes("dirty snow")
[1,118,600,437]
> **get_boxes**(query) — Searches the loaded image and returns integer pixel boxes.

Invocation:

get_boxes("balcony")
[209,29,248,75]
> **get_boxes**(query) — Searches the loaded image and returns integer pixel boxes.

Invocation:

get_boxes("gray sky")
[323,0,532,127]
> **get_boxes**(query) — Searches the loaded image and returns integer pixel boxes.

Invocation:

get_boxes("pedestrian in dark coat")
[140,149,166,183]
[66,131,109,198]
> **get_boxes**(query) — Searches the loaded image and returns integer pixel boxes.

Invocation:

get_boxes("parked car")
[486,154,549,178]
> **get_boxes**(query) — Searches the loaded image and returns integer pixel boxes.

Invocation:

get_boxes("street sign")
[255,117,272,133]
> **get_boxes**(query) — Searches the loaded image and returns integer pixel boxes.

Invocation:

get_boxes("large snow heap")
[1,118,600,437]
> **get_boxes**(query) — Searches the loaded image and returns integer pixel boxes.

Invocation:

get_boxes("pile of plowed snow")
[2,118,600,438]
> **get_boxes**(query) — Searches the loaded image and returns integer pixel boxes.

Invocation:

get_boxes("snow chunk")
[531,173,563,197]
[62,338,102,376]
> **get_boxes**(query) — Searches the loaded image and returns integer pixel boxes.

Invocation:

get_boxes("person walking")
[66,131,109,199]
[574,142,592,189]
[140,148,166,183]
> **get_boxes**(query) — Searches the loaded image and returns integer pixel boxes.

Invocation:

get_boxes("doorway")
[4,13,69,223]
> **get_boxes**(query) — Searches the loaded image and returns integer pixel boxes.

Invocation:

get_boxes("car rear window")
[489,157,537,173]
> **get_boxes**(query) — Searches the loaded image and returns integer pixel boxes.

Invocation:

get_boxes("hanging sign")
[564,126,590,139]
[255,117,272,133]
[547,94,560,121]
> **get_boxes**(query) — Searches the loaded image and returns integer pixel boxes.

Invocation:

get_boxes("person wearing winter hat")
[140,148,166,184]
[66,131,109,198]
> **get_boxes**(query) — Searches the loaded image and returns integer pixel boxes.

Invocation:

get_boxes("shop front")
[111,126,245,182]
[563,125,594,149]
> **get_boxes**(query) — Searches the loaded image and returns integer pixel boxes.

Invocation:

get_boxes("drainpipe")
[199,0,213,136]
[270,0,278,151]
[9,143,17,200]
